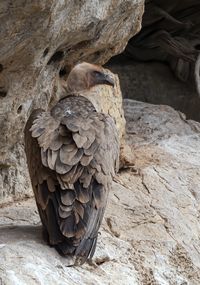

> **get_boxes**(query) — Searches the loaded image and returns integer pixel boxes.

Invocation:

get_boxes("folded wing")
[24,95,119,264]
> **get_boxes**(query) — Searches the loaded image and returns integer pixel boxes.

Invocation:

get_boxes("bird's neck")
[50,77,104,113]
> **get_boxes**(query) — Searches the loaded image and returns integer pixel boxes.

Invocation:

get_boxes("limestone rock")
[0,0,144,204]
[107,57,200,122]
[1,99,200,284]
[82,70,126,143]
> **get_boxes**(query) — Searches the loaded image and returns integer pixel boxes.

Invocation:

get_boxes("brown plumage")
[24,62,119,265]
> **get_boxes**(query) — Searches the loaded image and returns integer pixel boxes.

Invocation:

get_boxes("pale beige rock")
[1,100,200,284]
[0,0,144,204]
[82,71,126,143]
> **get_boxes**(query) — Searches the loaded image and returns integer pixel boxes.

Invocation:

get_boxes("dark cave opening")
[106,0,200,122]
[106,55,200,122]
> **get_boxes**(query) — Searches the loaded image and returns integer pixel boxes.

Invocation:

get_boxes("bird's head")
[66,62,115,93]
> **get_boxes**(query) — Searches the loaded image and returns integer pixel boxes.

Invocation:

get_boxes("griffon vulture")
[24,62,119,265]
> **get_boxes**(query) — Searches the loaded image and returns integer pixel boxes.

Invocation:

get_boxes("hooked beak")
[102,73,115,87]
[94,72,115,87]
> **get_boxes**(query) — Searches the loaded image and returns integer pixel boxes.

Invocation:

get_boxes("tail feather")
[75,236,98,265]
[46,199,63,245]
[35,171,106,263]
[55,241,76,256]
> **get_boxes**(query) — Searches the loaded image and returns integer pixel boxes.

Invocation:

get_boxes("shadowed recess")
[43,47,49,57]
[17,105,22,114]
[0,91,7,98]
[59,67,68,77]
[47,51,64,65]
[0,225,43,244]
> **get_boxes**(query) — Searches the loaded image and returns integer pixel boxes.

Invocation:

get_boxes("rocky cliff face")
[1,99,200,284]
[2,2,200,284]
[0,0,144,204]
[107,56,200,122]
[124,0,200,93]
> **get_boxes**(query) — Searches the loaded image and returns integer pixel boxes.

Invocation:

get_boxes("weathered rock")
[0,0,144,204]
[1,99,200,284]
[107,56,200,122]
[124,0,200,93]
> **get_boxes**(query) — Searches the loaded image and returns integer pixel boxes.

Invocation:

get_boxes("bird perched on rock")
[24,62,119,265]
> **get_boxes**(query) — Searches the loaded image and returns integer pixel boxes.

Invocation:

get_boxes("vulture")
[24,62,119,265]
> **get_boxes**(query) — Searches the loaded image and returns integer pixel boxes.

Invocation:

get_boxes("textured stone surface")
[0,0,144,204]
[1,99,200,284]
[107,56,200,122]
[124,0,200,93]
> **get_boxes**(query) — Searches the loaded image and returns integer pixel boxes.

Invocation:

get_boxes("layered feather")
[24,95,119,264]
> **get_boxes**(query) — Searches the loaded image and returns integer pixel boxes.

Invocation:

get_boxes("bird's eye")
[93,71,102,77]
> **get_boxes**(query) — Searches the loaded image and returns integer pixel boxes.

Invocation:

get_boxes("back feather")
[24,95,119,264]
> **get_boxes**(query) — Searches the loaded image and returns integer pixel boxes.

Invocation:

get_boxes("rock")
[0,0,144,204]
[81,70,126,143]
[124,0,200,93]
[107,56,200,122]
[1,99,200,284]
